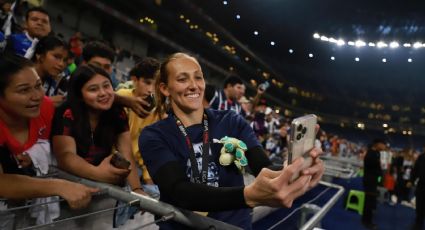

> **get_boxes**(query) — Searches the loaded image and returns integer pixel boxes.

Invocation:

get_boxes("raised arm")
[114,93,150,118]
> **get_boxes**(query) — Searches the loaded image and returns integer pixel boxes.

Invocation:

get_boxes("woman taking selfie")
[139,53,324,229]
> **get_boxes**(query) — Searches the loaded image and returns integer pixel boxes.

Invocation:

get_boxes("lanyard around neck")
[173,112,209,184]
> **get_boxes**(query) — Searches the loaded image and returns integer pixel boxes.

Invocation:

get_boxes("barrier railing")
[299,181,345,230]
[55,169,242,230]
[251,181,345,230]
[321,155,362,179]
[2,170,343,230]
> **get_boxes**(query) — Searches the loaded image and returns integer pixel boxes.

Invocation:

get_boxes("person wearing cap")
[362,138,387,229]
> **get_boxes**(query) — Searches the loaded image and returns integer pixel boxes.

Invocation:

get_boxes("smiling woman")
[139,52,324,229]
[0,54,97,216]
[51,64,146,227]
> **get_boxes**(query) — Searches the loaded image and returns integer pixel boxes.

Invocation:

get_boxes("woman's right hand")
[95,155,130,184]
[243,158,311,208]
[56,179,99,209]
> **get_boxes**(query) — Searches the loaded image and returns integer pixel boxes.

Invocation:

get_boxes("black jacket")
[363,148,382,192]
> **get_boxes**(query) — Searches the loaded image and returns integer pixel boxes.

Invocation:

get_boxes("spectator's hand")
[49,95,66,107]
[95,155,130,184]
[15,153,32,168]
[406,182,413,188]
[243,158,311,208]
[257,87,265,95]
[128,96,151,118]
[57,180,99,209]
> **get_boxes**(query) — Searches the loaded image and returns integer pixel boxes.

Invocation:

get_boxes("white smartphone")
[288,114,317,181]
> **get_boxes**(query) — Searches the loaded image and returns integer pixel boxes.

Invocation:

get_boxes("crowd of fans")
[0,3,324,229]
[0,2,422,230]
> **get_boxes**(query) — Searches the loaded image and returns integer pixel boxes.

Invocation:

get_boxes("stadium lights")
[377,41,388,48]
[309,53,314,58]
[330,56,335,60]
[355,57,360,62]
[313,32,422,50]
[389,41,399,48]
[413,42,422,48]
[336,39,345,46]
[355,40,366,47]
[408,58,412,62]
[289,49,294,53]
[254,31,259,35]
[320,36,329,41]
[382,58,387,63]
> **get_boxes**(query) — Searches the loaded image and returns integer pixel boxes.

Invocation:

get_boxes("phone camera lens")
[302,127,307,134]
[296,134,302,140]
[297,125,303,132]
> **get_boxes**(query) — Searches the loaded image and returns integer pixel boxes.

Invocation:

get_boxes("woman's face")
[81,74,114,111]
[0,67,44,119]
[160,56,205,114]
[38,46,67,77]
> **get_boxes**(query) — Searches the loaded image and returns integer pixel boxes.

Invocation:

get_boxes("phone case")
[142,94,155,111]
[288,114,317,181]
[110,151,131,169]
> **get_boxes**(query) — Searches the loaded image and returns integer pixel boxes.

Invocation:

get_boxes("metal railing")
[299,181,345,230]
[3,170,344,230]
[251,181,345,230]
[55,169,241,230]
[321,155,363,179]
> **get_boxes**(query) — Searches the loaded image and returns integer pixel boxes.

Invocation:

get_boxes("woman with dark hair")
[0,54,97,214]
[33,35,68,106]
[52,64,143,189]
[51,64,145,227]
[140,52,324,229]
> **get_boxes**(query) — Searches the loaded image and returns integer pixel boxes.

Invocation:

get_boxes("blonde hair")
[154,52,200,119]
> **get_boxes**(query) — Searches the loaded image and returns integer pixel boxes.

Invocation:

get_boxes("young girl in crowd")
[51,65,145,228]
[33,35,68,106]
[52,64,144,190]
[0,54,97,226]
[139,53,324,229]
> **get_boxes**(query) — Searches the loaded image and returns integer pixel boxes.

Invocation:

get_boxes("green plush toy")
[214,136,248,173]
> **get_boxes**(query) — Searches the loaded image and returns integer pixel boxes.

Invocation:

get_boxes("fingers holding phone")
[96,154,130,184]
